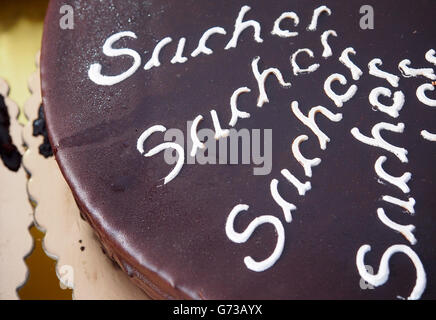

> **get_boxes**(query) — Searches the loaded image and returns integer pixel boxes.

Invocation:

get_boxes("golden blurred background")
[0,0,72,299]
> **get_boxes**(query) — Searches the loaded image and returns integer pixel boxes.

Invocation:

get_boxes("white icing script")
[425,49,436,66]
[375,156,411,194]
[190,115,205,157]
[339,47,363,81]
[382,195,416,215]
[351,122,408,163]
[377,208,417,245]
[225,204,285,272]
[281,169,311,196]
[192,27,227,57]
[210,109,230,139]
[229,87,251,127]
[171,37,188,64]
[144,37,172,70]
[421,130,436,142]
[270,179,296,223]
[251,56,291,107]
[416,83,436,107]
[369,87,405,118]
[398,59,436,80]
[368,58,400,88]
[291,48,320,75]
[356,244,426,300]
[320,30,337,58]
[88,31,141,86]
[307,5,331,31]
[324,73,358,108]
[137,125,184,185]
[271,12,299,38]
[292,135,322,178]
[225,5,263,50]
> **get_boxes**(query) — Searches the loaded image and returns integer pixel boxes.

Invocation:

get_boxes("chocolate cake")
[41,0,436,299]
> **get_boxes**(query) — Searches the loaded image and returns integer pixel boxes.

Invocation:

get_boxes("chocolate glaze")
[41,0,436,299]
[0,95,21,172]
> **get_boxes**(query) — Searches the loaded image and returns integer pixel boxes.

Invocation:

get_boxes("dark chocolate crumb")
[32,104,53,158]
[80,246,85,251]
[0,95,22,171]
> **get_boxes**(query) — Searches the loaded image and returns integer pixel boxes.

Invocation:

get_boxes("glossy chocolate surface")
[41,0,436,299]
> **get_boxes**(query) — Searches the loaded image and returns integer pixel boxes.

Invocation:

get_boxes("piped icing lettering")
[281,169,311,196]
[229,87,251,127]
[398,59,436,80]
[382,195,416,215]
[225,5,263,50]
[270,179,296,223]
[351,122,408,163]
[320,30,337,58]
[416,83,436,107]
[425,49,436,66]
[369,87,405,118]
[356,244,426,300]
[190,115,205,157]
[144,37,173,70]
[271,12,299,38]
[291,48,320,75]
[339,47,363,81]
[251,56,291,107]
[171,37,188,64]
[191,27,227,57]
[421,130,436,141]
[291,135,322,178]
[377,208,417,245]
[137,125,184,185]
[368,58,400,87]
[225,204,285,272]
[375,156,411,194]
[210,109,230,139]
[88,31,141,86]
[291,101,343,150]
[324,73,358,108]
[307,5,331,31]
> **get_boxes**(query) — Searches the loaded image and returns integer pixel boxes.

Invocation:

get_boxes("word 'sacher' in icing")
[324,73,358,108]
[356,244,426,300]
[225,204,285,272]
[339,47,363,81]
[351,122,408,163]
[210,109,230,139]
[369,87,405,118]
[368,58,400,87]
[271,12,299,38]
